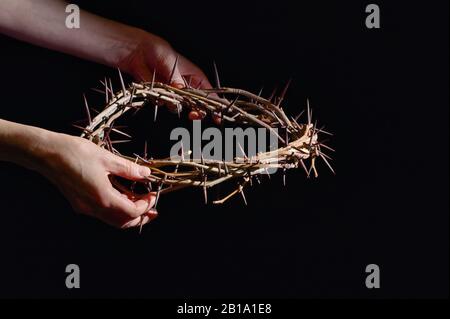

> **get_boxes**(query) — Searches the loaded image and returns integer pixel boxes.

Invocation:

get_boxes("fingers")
[105,190,157,227]
[107,154,151,181]
[120,209,158,229]
[178,55,213,89]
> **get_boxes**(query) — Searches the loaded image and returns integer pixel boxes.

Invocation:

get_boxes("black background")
[0,0,448,298]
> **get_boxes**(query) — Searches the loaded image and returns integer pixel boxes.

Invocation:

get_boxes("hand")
[39,133,157,229]
[118,31,213,120]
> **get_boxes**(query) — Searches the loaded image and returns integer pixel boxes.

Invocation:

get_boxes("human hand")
[118,31,214,120]
[38,133,157,229]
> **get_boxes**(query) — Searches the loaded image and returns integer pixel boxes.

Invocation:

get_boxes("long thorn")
[83,94,92,124]
[320,153,336,175]
[213,61,221,89]
[117,68,127,97]
[168,55,179,84]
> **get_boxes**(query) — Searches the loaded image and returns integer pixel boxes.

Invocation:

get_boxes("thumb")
[108,155,151,181]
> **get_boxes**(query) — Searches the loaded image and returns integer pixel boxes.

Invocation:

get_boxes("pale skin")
[0,0,212,228]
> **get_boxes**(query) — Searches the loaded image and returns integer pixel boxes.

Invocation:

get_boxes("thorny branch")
[77,69,335,211]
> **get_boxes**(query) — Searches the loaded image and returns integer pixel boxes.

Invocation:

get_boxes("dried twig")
[77,69,334,226]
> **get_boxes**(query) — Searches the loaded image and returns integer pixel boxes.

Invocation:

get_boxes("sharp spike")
[268,87,278,102]
[195,79,204,89]
[82,94,92,124]
[203,176,208,204]
[239,185,247,205]
[144,141,148,159]
[154,105,159,122]
[213,61,221,89]
[150,69,156,90]
[168,55,179,84]
[108,78,115,102]
[320,153,335,175]
[110,139,132,144]
[117,68,127,96]
[257,86,264,98]
[320,143,336,152]
[237,142,247,160]
[154,175,167,208]
[299,159,310,177]
[277,78,292,106]
[307,99,312,125]
[111,128,131,138]
[180,141,185,162]
[294,110,305,122]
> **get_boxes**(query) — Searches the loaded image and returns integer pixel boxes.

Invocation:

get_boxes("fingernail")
[172,82,185,89]
[139,166,151,177]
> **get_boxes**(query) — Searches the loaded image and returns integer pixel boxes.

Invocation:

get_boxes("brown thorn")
[213,61,221,89]
[320,153,336,175]
[83,94,92,124]
[117,68,127,97]
[168,55,179,84]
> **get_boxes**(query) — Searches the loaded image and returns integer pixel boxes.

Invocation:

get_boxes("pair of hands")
[52,32,212,229]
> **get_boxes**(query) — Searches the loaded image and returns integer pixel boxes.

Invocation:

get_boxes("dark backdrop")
[0,0,448,298]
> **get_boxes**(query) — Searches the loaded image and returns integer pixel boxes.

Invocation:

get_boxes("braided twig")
[77,70,335,207]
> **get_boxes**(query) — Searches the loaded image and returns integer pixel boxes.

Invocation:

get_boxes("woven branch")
[77,70,335,207]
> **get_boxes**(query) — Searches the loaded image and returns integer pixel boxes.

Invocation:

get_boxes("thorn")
[72,124,92,135]
[213,61,221,89]
[268,87,278,103]
[108,78,114,99]
[237,142,247,161]
[320,153,336,175]
[283,168,286,186]
[154,175,167,208]
[110,139,132,144]
[150,69,156,90]
[154,105,158,122]
[101,77,110,104]
[320,143,336,152]
[117,68,127,97]
[168,55,179,84]
[294,110,305,122]
[111,128,131,138]
[311,157,319,178]
[139,217,144,235]
[203,176,208,204]
[257,86,264,98]
[300,159,310,177]
[307,99,312,125]
[224,162,229,175]
[319,150,333,161]
[317,126,333,136]
[239,185,247,205]
[144,141,148,159]
[195,79,204,89]
[83,94,92,124]
[277,78,292,106]
[180,141,185,162]
[309,121,317,152]
[181,75,189,87]
[91,88,104,95]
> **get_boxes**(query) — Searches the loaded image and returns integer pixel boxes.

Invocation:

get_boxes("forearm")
[0,119,60,172]
[0,0,146,69]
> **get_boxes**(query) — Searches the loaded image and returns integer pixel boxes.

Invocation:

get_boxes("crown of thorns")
[75,62,335,229]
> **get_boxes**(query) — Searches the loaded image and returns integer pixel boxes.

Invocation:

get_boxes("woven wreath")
[76,68,335,209]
